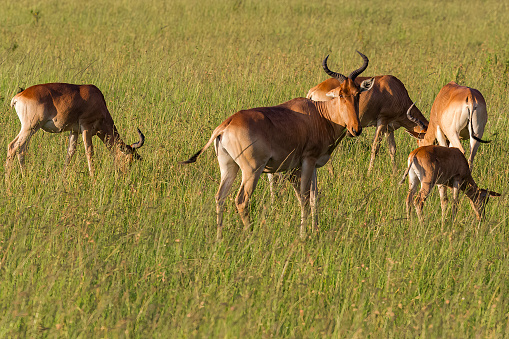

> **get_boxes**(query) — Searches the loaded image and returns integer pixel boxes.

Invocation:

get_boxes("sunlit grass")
[0,0,508,337]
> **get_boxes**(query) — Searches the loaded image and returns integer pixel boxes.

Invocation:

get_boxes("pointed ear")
[406,130,425,140]
[360,77,375,92]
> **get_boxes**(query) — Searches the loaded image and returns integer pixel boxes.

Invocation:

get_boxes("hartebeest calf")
[6,83,145,178]
[307,74,428,173]
[399,145,500,224]
[181,52,374,239]
[406,81,490,170]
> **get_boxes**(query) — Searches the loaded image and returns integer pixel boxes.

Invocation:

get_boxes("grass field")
[1,0,509,337]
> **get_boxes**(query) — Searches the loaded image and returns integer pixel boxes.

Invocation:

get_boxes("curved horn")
[130,128,145,149]
[322,55,347,83]
[406,103,428,131]
[348,51,369,80]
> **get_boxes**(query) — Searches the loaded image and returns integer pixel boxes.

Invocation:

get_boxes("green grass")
[1,0,509,337]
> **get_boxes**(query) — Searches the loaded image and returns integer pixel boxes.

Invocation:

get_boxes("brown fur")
[307,75,428,173]
[400,145,500,223]
[6,83,144,177]
[407,81,489,170]
[181,54,375,240]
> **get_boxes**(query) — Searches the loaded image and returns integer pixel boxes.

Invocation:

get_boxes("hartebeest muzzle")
[120,128,145,160]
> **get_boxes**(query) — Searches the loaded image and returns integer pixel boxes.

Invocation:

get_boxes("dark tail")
[178,123,227,165]
[468,105,490,144]
[399,152,416,185]
[179,149,203,164]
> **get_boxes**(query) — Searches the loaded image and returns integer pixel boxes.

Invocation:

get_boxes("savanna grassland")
[1,0,509,337]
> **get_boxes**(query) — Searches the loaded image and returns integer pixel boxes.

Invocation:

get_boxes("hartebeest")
[6,83,145,177]
[307,74,428,173]
[399,145,500,224]
[406,81,490,170]
[180,52,374,239]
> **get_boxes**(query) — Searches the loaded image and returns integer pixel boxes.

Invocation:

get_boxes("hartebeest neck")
[98,124,128,151]
[313,99,356,139]
[419,120,438,146]
[461,179,482,202]
[407,106,428,133]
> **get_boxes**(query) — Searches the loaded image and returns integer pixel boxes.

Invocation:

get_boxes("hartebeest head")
[322,51,374,137]
[111,128,145,171]
[306,71,429,174]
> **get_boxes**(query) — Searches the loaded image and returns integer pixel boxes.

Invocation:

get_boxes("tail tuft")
[178,150,202,165]
[398,175,407,186]
[399,160,413,185]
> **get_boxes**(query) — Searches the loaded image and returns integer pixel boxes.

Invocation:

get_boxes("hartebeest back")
[406,81,490,170]
[180,52,374,239]
[400,145,500,223]
[6,83,145,177]
[307,74,428,173]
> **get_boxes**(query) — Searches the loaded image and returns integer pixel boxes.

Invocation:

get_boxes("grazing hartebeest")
[406,81,490,171]
[307,75,428,173]
[6,83,145,177]
[181,52,374,239]
[399,145,500,224]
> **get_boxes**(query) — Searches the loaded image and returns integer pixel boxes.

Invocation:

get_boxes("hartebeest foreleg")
[297,158,317,238]
[450,179,461,221]
[235,166,264,231]
[6,125,38,178]
[215,141,240,240]
[368,122,386,173]
[81,128,95,177]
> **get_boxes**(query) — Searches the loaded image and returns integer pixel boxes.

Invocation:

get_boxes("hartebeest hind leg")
[5,125,38,178]
[64,131,79,171]
[310,168,318,231]
[405,168,419,221]
[468,138,482,171]
[468,121,486,171]
[414,182,433,224]
[215,143,240,240]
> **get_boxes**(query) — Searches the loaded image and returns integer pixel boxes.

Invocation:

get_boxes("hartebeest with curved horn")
[406,81,490,170]
[180,52,374,239]
[6,83,145,178]
[400,145,500,224]
[307,74,428,173]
